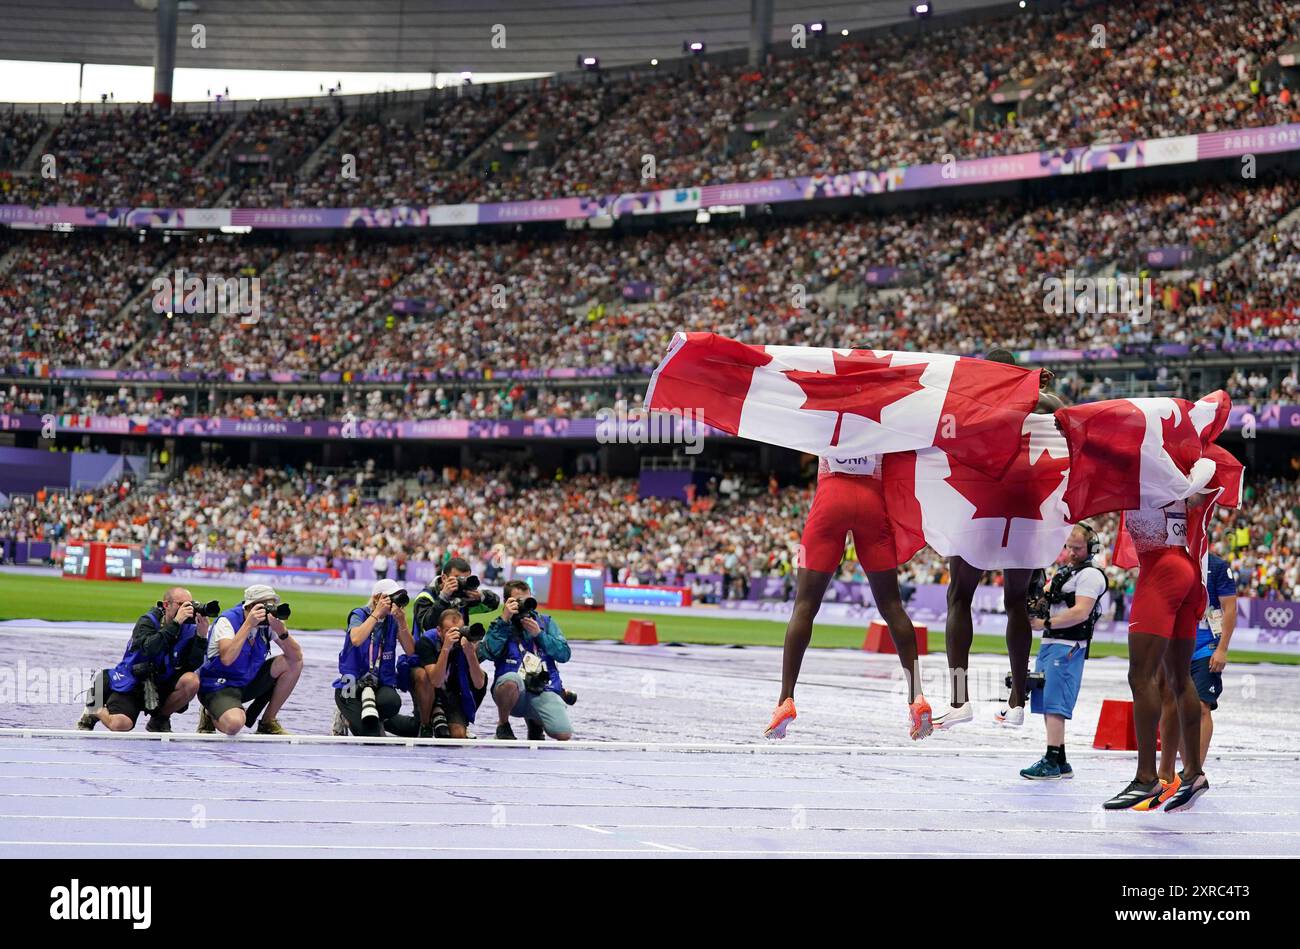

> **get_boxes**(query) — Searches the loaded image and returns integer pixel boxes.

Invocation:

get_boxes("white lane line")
[639,841,686,852]
[3,729,1295,758]
[0,815,1295,838]
[0,840,1292,858]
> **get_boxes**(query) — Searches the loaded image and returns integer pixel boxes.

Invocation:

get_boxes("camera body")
[159,599,221,619]
[250,602,292,622]
[388,589,410,609]
[520,650,551,695]
[1025,569,1050,622]
[455,623,487,644]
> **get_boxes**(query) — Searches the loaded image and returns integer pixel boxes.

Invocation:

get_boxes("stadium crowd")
[2,1,1299,207]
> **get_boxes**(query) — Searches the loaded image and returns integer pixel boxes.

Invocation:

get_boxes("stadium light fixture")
[684,40,706,55]
[910,2,932,17]
[650,58,659,66]
[841,28,849,36]
[577,55,600,71]
[808,21,826,33]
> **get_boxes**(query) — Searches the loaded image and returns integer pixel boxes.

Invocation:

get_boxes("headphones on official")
[1076,521,1100,560]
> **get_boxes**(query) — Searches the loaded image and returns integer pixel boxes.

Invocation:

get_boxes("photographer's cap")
[243,583,279,606]
[372,578,401,598]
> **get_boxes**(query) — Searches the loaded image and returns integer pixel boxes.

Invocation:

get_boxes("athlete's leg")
[943,556,984,708]
[1199,702,1214,763]
[1003,569,1034,708]
[867,569,924,704]
[1155,665,1181,784]
[1128,631,1169,784]
[778,567,834,702]
[1164,635,1202,781]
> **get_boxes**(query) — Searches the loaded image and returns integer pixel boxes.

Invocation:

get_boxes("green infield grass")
[0,572,1294,664]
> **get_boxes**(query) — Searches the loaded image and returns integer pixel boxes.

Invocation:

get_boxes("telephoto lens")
[360,683,379,723]
[390,589,409,609]
[191,600,221,618]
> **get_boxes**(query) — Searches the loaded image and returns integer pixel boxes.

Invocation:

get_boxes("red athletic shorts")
[799,473,897,573]
[1128,546,1202,640]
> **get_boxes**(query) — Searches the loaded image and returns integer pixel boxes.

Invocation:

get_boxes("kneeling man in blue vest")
[196,584,304,735]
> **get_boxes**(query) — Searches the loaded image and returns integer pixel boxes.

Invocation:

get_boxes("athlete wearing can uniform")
[1104,499,1210,812]
[1154,553,1237,800]
[764,451,935,741]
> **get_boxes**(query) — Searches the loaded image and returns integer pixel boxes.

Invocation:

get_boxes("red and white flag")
[882,413,1074,569]
[646,332,1045,479]
[1055,390,1241,521]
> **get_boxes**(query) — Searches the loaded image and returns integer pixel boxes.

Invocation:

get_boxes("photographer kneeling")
[77,587,213,733]
[332,579,418,738]
[197,584,304,736]
[409,609,488,738]
[480,580,573,741]
[405,558,499,738]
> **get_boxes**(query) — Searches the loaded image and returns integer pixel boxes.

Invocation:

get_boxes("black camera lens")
[460,575,480,592]
[465,623,486,643]
[391,590,409,609]
[521,597,537,613]
[191,600,221,618]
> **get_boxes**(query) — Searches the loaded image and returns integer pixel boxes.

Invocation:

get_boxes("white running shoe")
[932,703,974,730]
[994,704,1025,726]
[330,708,349,737]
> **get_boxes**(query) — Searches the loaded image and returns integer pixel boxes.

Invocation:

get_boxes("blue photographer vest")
[199,604,273,693]
[107,610,198,692]
[333,607,398,690]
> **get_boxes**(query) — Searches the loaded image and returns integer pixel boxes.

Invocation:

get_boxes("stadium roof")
[0,0,1011,76]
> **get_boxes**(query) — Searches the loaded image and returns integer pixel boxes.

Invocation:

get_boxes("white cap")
[372,578,401,598]
[242,583,279,606]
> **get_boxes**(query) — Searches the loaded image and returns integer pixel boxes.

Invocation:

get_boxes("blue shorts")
[1191,657,1223,711]
[493,672,572,737]
[1030,642,1087,720]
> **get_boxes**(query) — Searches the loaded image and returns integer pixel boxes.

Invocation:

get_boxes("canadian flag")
[646,332,1045,479]
[1056,392,1244,576]
[1055,391,1242,521]
[882,413,1074,569]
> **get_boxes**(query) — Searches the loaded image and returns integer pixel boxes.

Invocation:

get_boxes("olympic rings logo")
[1264,607,1295,627]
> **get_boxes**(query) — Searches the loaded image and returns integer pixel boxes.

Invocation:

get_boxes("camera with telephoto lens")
[160,599,221,619]
[1006,671,1047,693]
[520,651,550,695]
[388,589,409,609]
[357,671,380,725]
[1026,570,1050,622]
[131,660,161,711]
[251,602,291,621]
[455,622,486,644]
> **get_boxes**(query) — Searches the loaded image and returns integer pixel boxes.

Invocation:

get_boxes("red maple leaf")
[1160,401,1202,475]
[781,350,927,447]
[945,431,1069,547]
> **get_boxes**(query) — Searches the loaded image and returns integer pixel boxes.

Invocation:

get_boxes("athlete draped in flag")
[763,452,934,742]
[1052,390,1241,813]
[1103,499,1212,812]
[932,349,1066,731]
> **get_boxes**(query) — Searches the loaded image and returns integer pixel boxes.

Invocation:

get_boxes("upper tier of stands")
[3,0,1298,208]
